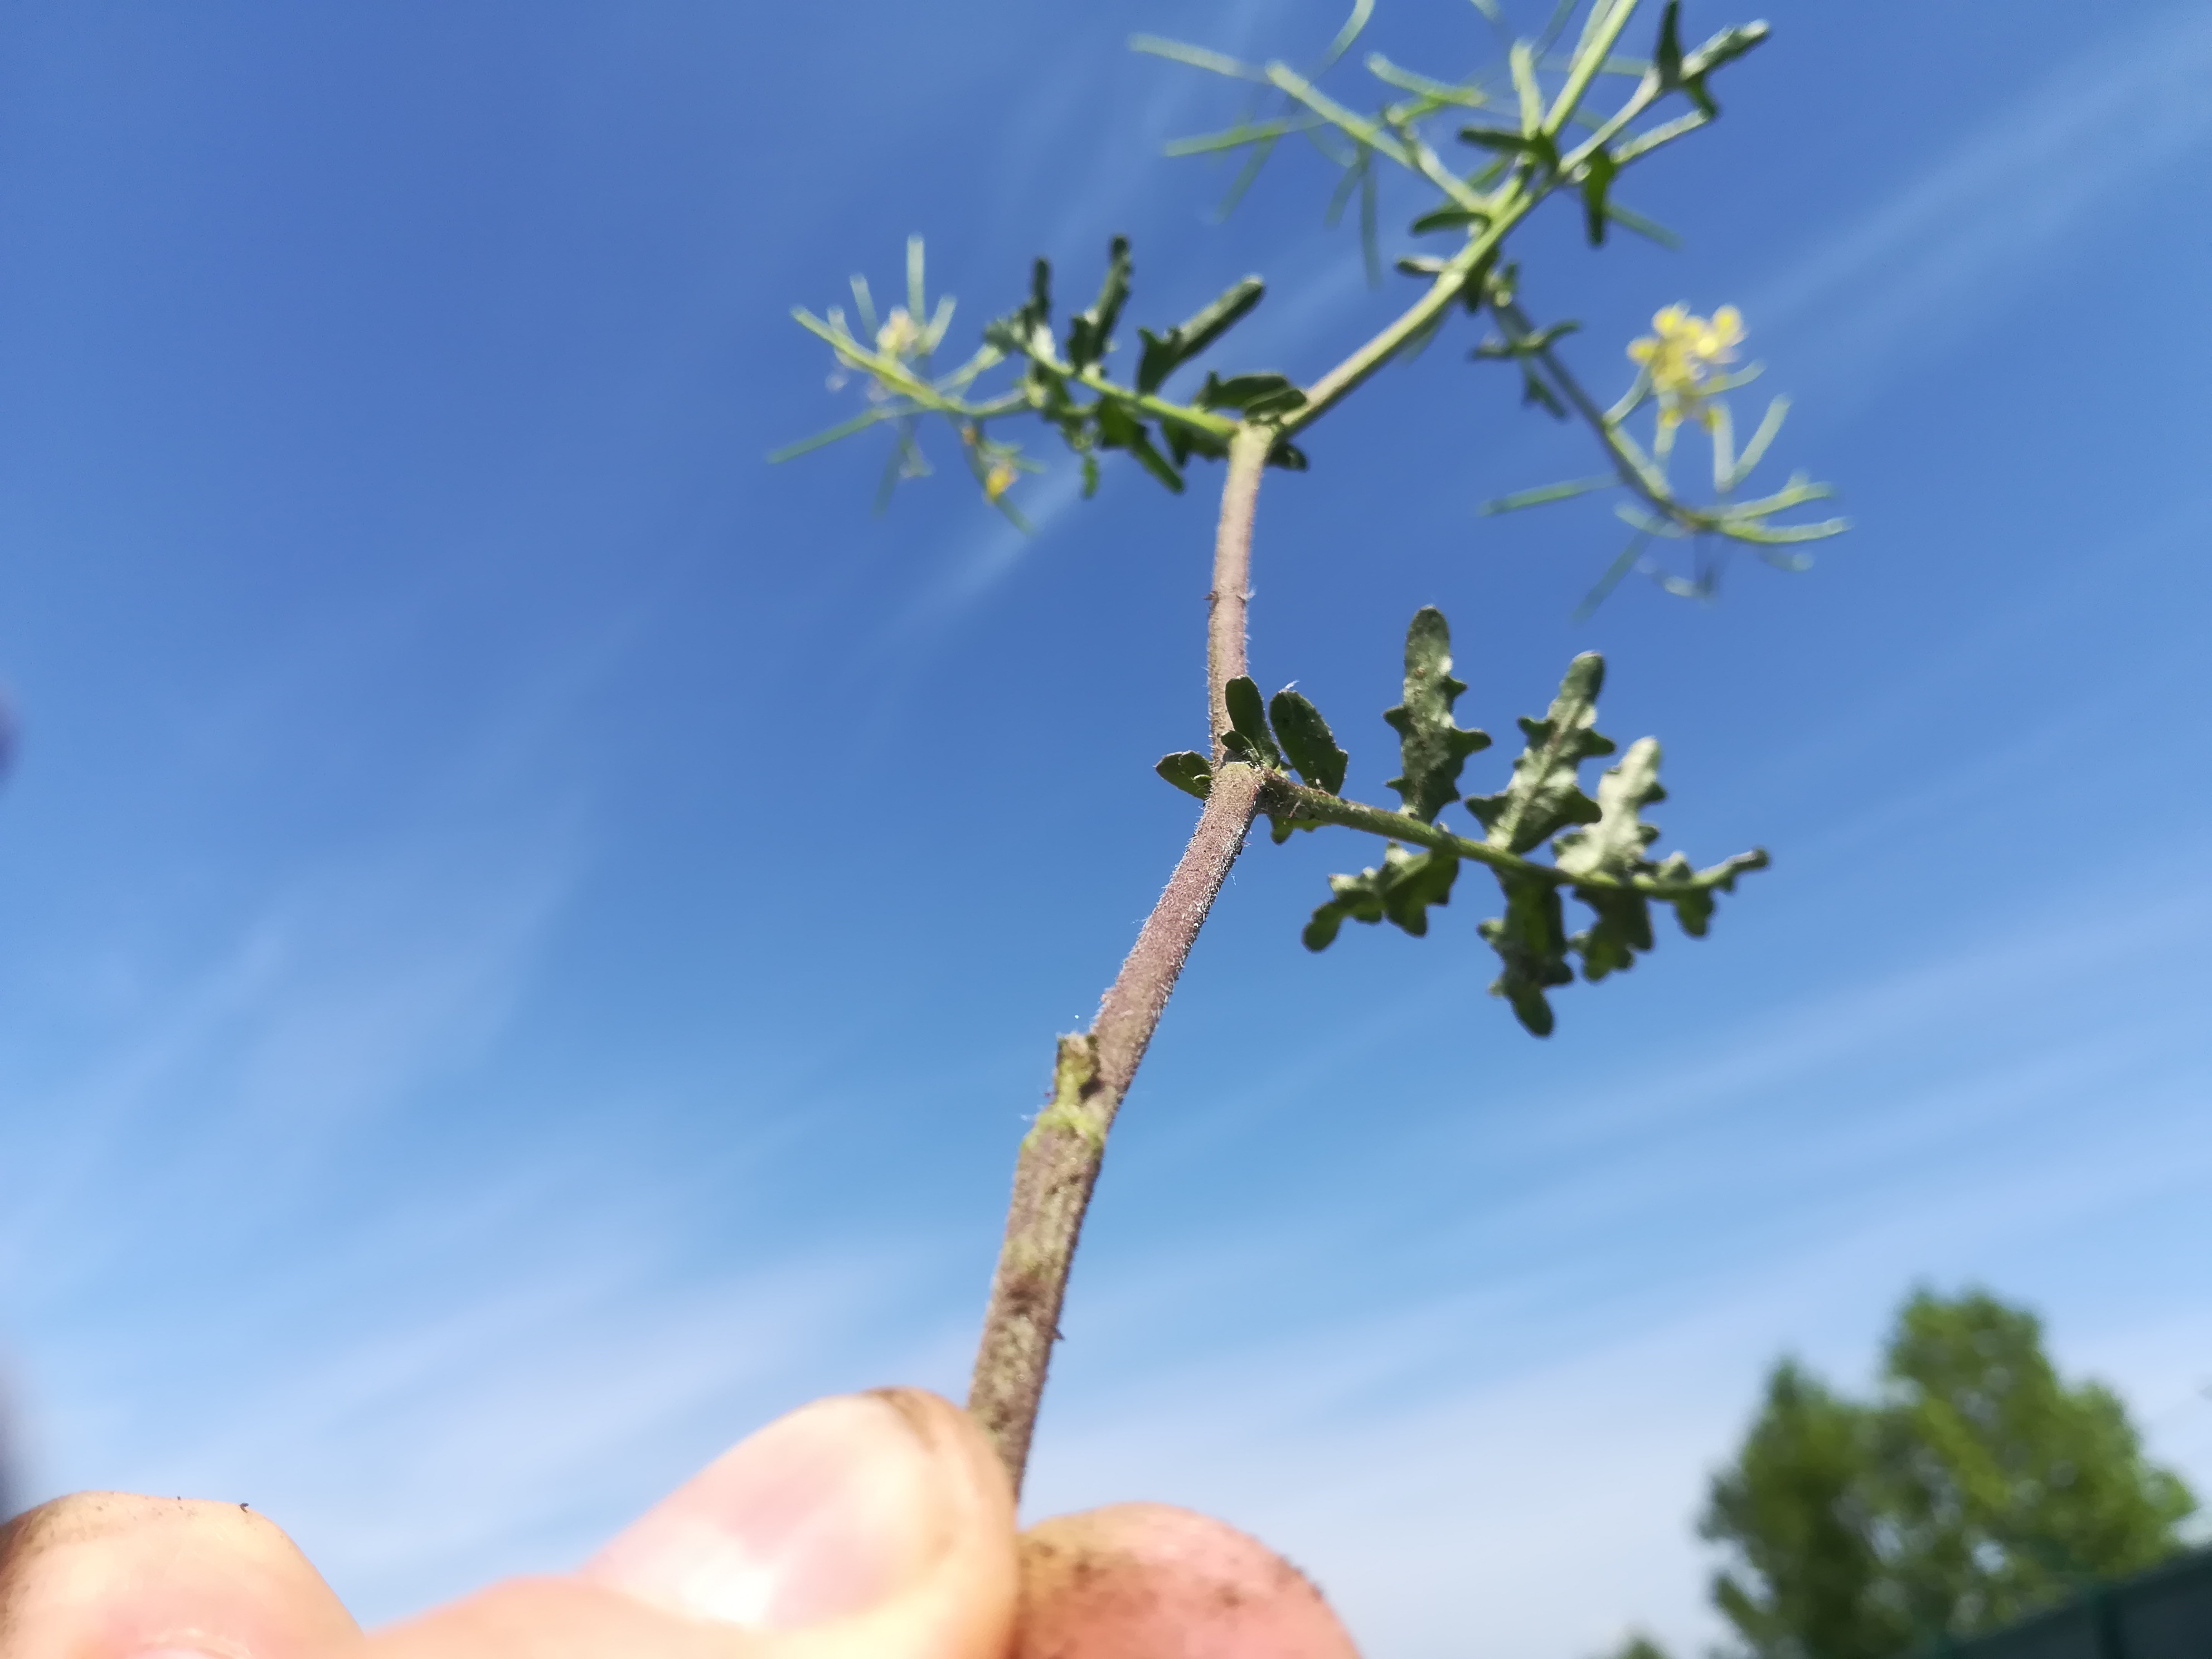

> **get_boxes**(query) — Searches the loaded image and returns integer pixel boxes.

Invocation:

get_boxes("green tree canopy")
[1702,1289,2197,1659]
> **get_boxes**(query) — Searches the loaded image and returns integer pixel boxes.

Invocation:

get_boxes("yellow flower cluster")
[874,307,923,359]
[1627,304,1744,430]
[962,423,1020,503]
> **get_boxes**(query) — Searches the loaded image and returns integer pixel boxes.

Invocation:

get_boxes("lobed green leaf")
[1196,372,1309,420]
[1579,146,1619,247]
[1135,278,1265,395]
[1066,237,1132,372]
[1304,844,1461,949]
[1478,875,1573,1035]
[1555,736,1667,980]
[1383,608,1492,823]
[1466,654,1613,853]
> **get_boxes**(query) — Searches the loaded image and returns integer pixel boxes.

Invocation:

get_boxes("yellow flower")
[1626,304,1745,428]
[984,460,1017,502]
[875,307,923,359]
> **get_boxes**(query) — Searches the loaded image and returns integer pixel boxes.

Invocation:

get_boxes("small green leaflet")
[1554,735,1667,981]
[1204,676,1352,841]
[1094,397,1182,494]
[1156,751,1212,799]
[1065,237,1132,372]
[1214,675,1351,793]
[1478,877,1573,1036]
[1135,276,1265,395]
[1579,146,1619,248]
[1466,653,1612,853]
[1219,676,1284,769]
[1303,845,1460,950]
[1268,689,1348,795]
[1383,607,1492,823]
[1196,371,1309,420]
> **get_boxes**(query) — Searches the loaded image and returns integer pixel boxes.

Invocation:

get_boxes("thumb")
[376,1390,1017,1659]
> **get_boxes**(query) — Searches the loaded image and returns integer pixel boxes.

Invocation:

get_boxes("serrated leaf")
[1571,884,1655,981]
[1135,277,1265,395]
[1554,736,1665,879]
[1556,736,1666,980]
[1095,397,1185,493]
[1066,237,1132,372]
[1196,371,1309,419]
[1466,653,1615,854]
[1162,414,1231,469]
[1268,689,1348,794]
[1303,845,1460,949]
[1156,751,1212,799]
[1655,848,1766,936]
[1221,676,1283,768]
[1018,258,1052,346]
[1383,608,1492,823]
[1478,874,1573,1035]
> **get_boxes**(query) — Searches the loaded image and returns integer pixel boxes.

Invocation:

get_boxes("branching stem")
[967,431,1272,1494]
[1260,774,1767,894]
[961,0,1777,1495]
[1208,428,1269,751]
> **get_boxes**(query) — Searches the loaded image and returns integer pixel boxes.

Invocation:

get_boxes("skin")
[0,1389,1360,1659]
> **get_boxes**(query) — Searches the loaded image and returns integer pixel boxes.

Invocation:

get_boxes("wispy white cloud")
[1031,1122,2212,1659]
[1755,4,2212,404]
[1016,865,2212,1658]
[138,1249,918,1621]
[0,824,581,1277]
[14,850,2192,1647]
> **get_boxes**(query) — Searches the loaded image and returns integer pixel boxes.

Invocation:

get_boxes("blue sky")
[2,2,2209,1655]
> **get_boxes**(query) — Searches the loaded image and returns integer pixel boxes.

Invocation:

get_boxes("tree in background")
[1701,1289,2197,1659]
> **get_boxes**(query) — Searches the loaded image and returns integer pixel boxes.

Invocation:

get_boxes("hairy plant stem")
[1259,774,1768,894]
[967,428,1272,1495]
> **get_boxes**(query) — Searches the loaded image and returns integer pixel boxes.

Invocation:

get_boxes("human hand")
[0,1388,1359,1659]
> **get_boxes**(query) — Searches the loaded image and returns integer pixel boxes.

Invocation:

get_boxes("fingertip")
[1017,1503,1361,1659]
[397,1389,1009,1659]
[0,1492,360,1659]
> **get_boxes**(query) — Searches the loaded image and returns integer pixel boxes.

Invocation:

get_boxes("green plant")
[1703,1289,2198,1659]
[774,0,1844,1493]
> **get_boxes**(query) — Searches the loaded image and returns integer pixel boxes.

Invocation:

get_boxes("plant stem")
[1208,428,1270,750]
[966,428,1273,1496]
[1260,773,1768,894]
[1286,195,1535,436]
